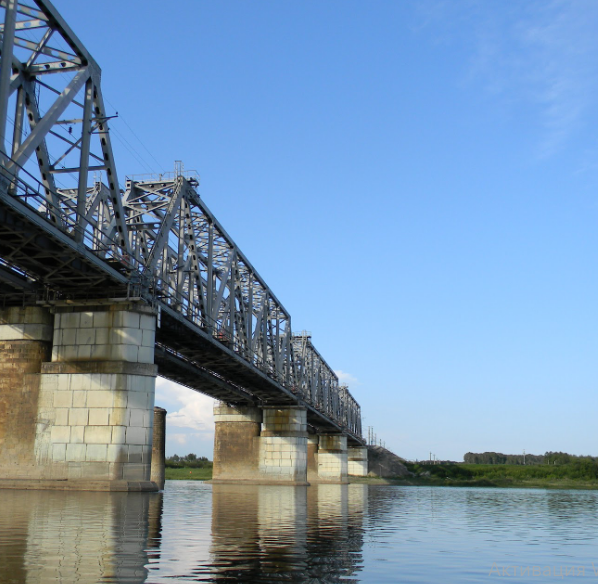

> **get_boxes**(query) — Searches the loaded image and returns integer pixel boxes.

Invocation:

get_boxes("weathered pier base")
[212,402,362,485]
[306,434,319,484]
[0,303,159,491]
[316,434,348,484]
[0,307,53,475]
[348,446,369,477]
[150,406,167,490]
[259,406,308,484]
[212,403,309,485]
[306,433,351,484]
[212,404,262,481]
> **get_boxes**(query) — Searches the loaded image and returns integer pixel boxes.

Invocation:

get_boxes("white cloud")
[417,0,598,157]
[155,376,215,435]
[155,378,217,457]
[334,370,359,387]
[170,432,195,446]
[513,1,598,156]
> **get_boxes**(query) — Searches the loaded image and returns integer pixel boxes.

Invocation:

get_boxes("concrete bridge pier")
[212,404,262,482]
[0,302,159,491]
[305,432,351,484]
[315,434,349,484]
[212,403,309,485]
[348,446,369,476]
[0,307,53,476]
[306,434,319,484]
[150,406,167,490]
[259,406,308,485]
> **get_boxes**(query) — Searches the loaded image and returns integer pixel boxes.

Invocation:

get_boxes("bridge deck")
[0,0,362,444]
[0,188,364,445]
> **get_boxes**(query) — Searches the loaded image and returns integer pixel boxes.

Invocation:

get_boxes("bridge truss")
[0,0,363,442]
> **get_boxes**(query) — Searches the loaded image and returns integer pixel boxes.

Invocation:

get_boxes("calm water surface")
[1,482,598,582]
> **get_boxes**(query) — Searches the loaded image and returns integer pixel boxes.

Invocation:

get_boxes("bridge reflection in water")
[0,489,158,583]
[209,484,366,581]
[0,484,367,583]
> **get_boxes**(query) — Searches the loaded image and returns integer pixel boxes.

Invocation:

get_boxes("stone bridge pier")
[0,303,364,491]
[0,303,159,491]
[212,404,309,485]
[212,403,367,484]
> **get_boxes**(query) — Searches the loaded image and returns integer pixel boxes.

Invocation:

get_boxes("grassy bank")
[165,467,212,481]
[359,462,598,489]
[164,462,598,488]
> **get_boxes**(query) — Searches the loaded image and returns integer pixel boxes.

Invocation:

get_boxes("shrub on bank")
[405,461,598,485]
[165,453,213,469]
[461,460,598,482]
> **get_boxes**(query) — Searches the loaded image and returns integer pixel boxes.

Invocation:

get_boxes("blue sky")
[54,0,598,460]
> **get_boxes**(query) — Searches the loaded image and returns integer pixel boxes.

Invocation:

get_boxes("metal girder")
[121,173,362,439]
[0,1,365,443]
[122,170,295,388]
[154,344,258,405]
[0,0,129,257]
[291,332,362,438]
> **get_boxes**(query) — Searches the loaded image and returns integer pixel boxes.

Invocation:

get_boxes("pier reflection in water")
[5,484,598,582]
[207,484,365,581]
[0,489,162,583]
[0,483,367,583]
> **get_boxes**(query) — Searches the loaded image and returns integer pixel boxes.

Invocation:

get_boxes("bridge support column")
[150,406,167,490]
[0,302,159,491]
[348,446,368,476]
[259,406,308,485]
[306,434,319,484]
[0,307,53,475]
[316,434,348,484]
[212,404,309,485]
[212,403,262,481]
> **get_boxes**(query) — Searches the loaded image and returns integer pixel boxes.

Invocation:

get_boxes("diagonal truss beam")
[0,0,130,256]
[0,0,363,441]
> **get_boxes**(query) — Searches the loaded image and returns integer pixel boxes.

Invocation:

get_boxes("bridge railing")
[0,158,363,439]
[0,162,123,261]
[0,0,363,440]
[291,333,362,438]
[122,174,294,385]
[121,175,362,438]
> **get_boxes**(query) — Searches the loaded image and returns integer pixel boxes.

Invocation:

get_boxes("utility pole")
[367,426,375,446]
[523,449,526,466]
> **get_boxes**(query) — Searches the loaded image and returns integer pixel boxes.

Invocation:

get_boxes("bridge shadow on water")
[0,483,368,583]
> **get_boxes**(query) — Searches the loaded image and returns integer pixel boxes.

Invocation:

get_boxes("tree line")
[165,453,213,469]
[463,451,598,465]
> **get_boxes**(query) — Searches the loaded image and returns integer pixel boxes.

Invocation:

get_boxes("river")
[1,482,597,582]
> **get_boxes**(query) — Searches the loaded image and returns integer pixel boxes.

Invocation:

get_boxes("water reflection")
[0,489,162,584]
[6,484,598,583]
[208,484,366,582]
[147,492,164,564]
[305,484,365,582]
[0,483,368,583]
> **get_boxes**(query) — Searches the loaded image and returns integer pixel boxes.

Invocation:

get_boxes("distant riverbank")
[350,462,598,490]
[165,462,598,489]
[165,467,212,481]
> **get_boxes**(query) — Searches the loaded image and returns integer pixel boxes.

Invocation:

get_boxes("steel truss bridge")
[0,0,363,443]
